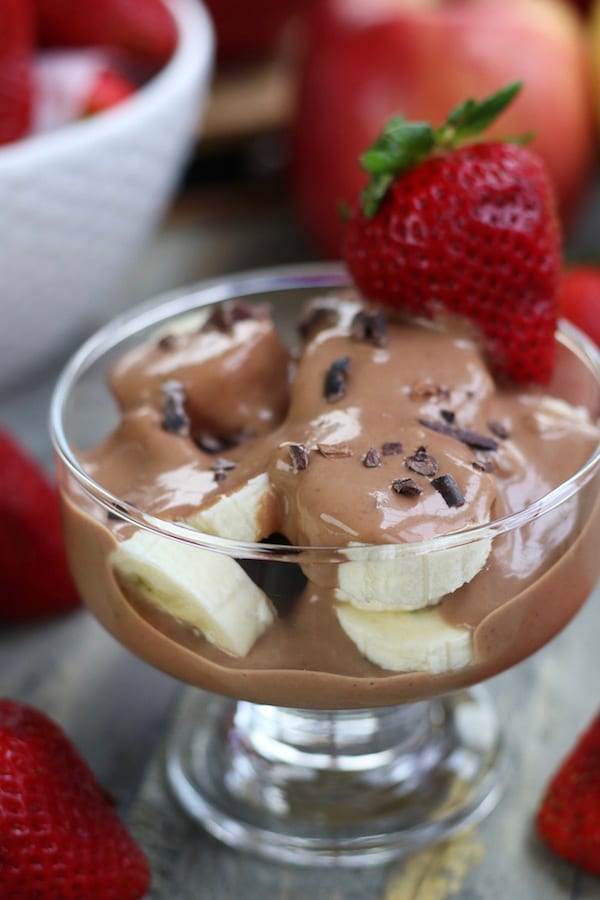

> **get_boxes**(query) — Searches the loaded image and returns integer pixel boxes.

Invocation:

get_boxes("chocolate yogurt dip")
[60,294,600,708]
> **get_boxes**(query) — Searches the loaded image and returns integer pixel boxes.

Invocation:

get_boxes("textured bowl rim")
[0,0,214,168]
[49,262,600,562]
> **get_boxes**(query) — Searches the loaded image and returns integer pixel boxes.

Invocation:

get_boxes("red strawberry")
[83,67,137,117]
[343,83,562,385]
[558,265,600,347]
[35,0,178,69]
[0,0,34,145]
[0,699,151,898]
[0,430,80,619]
[536,711,600,878]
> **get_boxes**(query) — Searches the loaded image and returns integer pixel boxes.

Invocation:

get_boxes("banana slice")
[336,603,472,674]
[186,473,275,542]
[112,530,274,656]
[325,532,491,611]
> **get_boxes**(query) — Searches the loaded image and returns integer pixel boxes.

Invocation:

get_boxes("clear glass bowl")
[50,263,600,866]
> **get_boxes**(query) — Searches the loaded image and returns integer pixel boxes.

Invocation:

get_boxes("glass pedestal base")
[165,686,507,867]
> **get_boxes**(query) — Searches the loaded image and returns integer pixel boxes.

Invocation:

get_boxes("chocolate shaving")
[350,310,388,347]
[418,418,499,451]
[487,420,510,440]
[472,457,494,473]
[298,305,339,340]
[405,445,439,477]
[440,409,455,424]
[381,441,403,456]
[160,380,190,436]
[324,356,350,402]
[201,300,268,333]
[362,447,381,468]
[288,443,310,471]
[211,457,236,482]
[392,477,422,497]
[317,443,353,459]
[431,474,465,507]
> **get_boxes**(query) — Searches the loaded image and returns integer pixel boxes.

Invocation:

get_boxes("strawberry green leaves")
[360,82,526,217]
[360,119,435,216]
[436,81,522,147]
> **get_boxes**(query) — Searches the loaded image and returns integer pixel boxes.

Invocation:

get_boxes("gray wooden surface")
[1,185,599,898]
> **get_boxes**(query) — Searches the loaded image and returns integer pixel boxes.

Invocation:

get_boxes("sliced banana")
[186,473,275,542]
[528,396,600,439]
[112,530,274,656]
[327,532,491,611]
[336,603,472,674]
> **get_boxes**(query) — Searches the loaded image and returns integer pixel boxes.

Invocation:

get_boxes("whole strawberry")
[0,699,150,898]
[343,83,562,385]
[35,0,177,69]
[536,711,600,878]
[0,0,34,145]
[0,430,79,619]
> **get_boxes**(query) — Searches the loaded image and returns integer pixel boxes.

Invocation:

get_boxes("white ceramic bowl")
[0,0,214,387]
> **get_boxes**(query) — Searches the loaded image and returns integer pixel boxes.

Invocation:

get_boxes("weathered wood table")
[1,185,598,898]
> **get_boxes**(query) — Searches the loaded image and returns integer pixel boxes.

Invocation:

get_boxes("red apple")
[291,0,595,257]
[204,0,303,64]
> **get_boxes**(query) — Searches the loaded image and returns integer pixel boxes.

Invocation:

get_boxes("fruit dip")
[61,292,600,708]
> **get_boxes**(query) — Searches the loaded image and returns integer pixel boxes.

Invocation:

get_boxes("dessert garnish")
[381,441,403,456]
[350,309,388,347]
[431,474,465,508]
[211,457,236,482]
[391,477,422,497]
[201,299,268,333]
[536,711,600,878]
[160,380,189,436]
[317,443,353,458]
[405,446,439,477]
[288,443,310,471]
[0,699,150,899]
[418,418,499,452]
[342,82,561,384]
[362,447,381,468]
[324,356,351,401]
[0,429,79,620]
[298,304,339,340]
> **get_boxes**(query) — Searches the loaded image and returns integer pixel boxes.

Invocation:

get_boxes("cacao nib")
[350,310,388,347]
[298,305,339,340]
[288,443,310,471]
[362,447,381,468]
[324,356,350,402]
[405,446,439,477]
[160,381,190,436]
[392,477,422,497]
[431,474,465,507]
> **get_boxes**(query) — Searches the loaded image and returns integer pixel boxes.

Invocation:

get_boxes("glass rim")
[49,262,600,562]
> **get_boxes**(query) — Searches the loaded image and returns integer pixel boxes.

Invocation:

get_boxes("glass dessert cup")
[50,264,600,867]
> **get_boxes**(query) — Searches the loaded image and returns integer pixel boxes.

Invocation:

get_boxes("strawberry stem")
[359,81,527,218]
